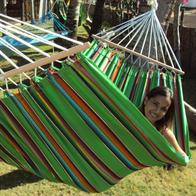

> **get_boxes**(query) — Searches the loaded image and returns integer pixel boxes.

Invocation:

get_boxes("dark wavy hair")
[142,86,174,131]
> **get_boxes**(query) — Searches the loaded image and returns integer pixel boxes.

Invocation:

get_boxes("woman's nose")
[154,107,161,114]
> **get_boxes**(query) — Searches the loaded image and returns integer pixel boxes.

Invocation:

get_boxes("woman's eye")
[153,102,158,106]
[161,108,168,112]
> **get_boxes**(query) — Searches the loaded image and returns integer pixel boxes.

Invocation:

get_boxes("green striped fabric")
[0,42,190,192]
[80,40,190,159]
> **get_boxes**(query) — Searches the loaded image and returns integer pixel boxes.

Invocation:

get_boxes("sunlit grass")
[0,134,195,196]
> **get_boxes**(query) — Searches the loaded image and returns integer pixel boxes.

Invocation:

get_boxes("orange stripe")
[32,83,121,183]
[91,46,103,61]
[73,62,178,164]
[101,52,114,72]
[54,73,146,169]
[110,59,122,81]
[16,93,96,192]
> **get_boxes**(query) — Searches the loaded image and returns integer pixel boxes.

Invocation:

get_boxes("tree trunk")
[90,0,105,38]
[66,0,81,40]
[184,101,196,133]
[163,0,178,33]
[156,0,175,25]
[0,0,7,15]
[173,1,182,63]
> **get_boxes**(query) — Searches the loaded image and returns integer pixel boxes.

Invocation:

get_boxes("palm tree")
[66,0,82,39]
[90,0,106,37]
[163,0,178,33]
[173,0,182,62]
[0,0,7,14]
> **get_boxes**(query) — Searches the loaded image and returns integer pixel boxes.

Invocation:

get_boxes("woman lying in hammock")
[142,86,187,158]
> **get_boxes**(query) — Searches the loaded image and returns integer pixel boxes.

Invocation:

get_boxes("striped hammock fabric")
[81,40,190,155]
[0,54,190,192]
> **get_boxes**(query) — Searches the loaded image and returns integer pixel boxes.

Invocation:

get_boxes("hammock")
[0,0,190,193]
[0,13,69,58]
[0,58,189,192]
[80,41,190,156]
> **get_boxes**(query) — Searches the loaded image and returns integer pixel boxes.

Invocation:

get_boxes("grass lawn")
[0,132,195,196]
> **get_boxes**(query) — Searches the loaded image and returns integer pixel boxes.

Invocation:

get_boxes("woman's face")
[144,95,171,124]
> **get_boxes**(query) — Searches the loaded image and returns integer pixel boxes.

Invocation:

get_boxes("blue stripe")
[48,73,138,171]
[9,93,87,192]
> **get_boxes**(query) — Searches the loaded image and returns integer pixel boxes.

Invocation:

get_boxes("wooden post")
[163,0,178,33]
[173,1,182,63]
[31,0,35,23]
[90,0,105,37]
[66,0,82,40]
[184,101,196,134]
[0,0,7,15]
[0,42,90,80]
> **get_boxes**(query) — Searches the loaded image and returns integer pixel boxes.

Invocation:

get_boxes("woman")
[142,86,187,157]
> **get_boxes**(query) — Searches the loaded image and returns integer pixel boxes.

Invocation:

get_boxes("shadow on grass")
[0,170,42,190]
[190,131,196,142]
[190,131,196,151]
[191,146,196,150]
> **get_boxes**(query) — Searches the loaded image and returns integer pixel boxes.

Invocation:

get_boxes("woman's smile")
[146,110,160,123]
